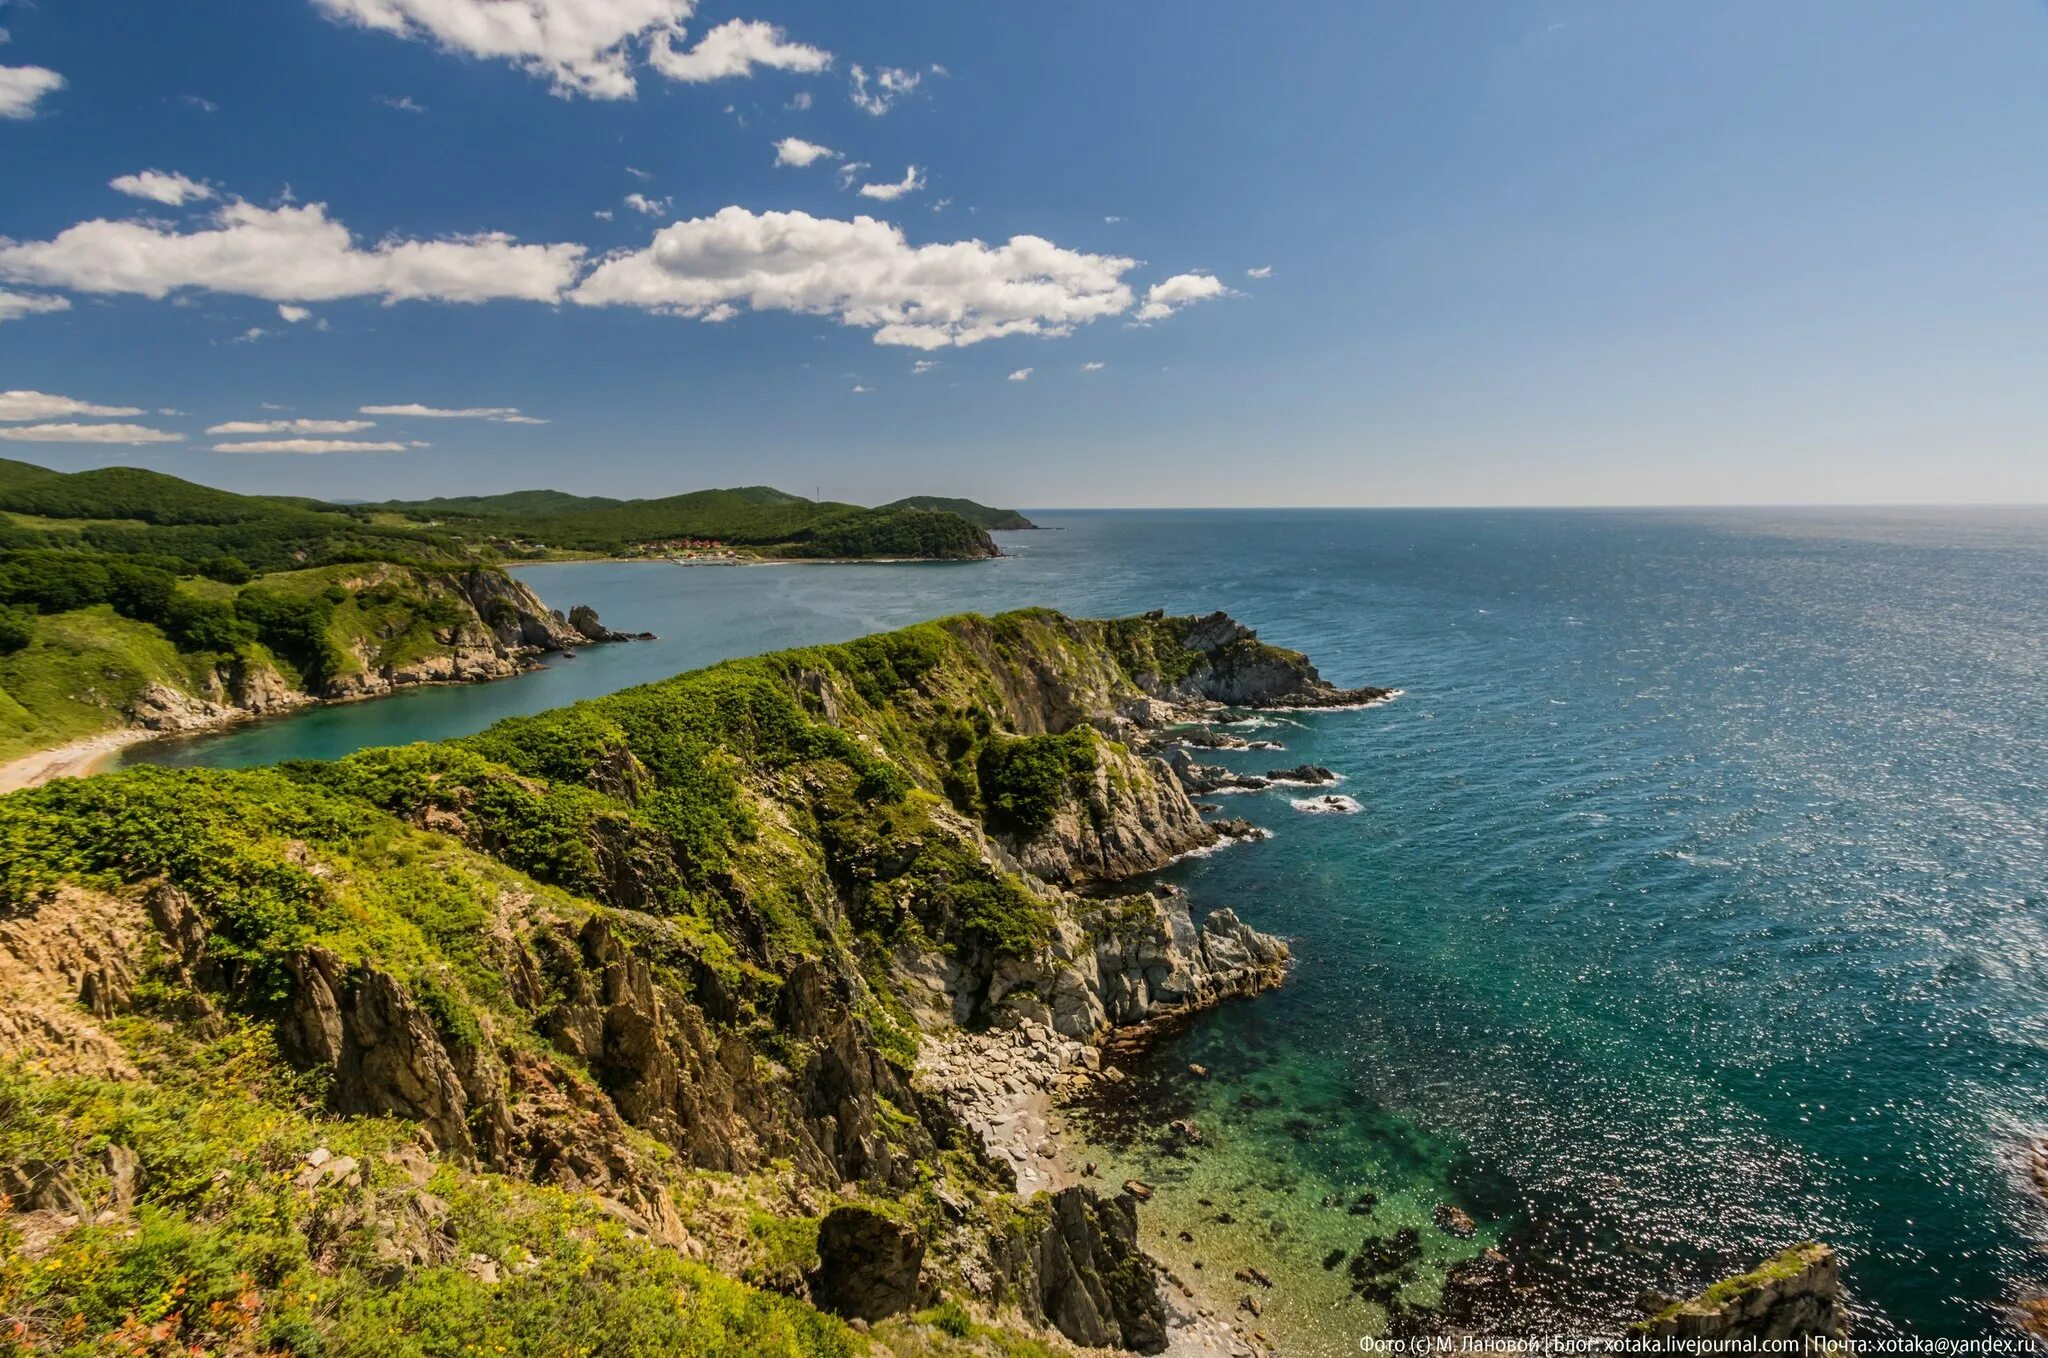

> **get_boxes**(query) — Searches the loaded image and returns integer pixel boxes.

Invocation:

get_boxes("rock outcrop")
[993,1188,1168,1352]
[1632,1243,1848,1342]
[1124,611,1391,709]
[812,1206,928,1321]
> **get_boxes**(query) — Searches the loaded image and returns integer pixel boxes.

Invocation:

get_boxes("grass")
[0,606,219,763]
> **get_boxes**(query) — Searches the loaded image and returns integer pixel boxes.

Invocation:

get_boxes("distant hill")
[878,496,1038,530]
[369,483,1008,560]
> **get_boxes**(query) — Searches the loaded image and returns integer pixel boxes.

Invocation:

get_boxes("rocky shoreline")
[0,569,649,794]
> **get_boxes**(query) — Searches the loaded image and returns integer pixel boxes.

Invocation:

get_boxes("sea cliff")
[0,608,1367,1357]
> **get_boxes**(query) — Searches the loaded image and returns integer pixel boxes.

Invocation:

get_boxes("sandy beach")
[0,729,151,796]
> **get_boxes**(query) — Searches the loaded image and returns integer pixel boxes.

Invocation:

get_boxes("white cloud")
[0,64,62,119]
[180,94,219,113]
[311,0,827,97]
[857,165,925,202]
[1246,265,1272,279]
[206,418,375,434]
[1081,361,1105,372]
[359,403,540,422]
[233,326,273,343]
[1007,368,1031,382]
[0,200,586,305]
[647,19,829,82]
[593,208,615,221]
[835,160,869,189]
[109,169,214,206]
[375,93,427,112]
[212,438,411,454]
[774,136,839,168]
[849,64,919,115]
[308,0,691,99]
[624,192,671,216]
[786,90,811,111]
[1103,215,1123,224]
[0,422,183,445]
[277,303,312,323]
[0,391,146,421]
[0,290,69,323]
[1135,272,1227,322]
[910,359,938,374]
[571,206,1137,350]
[850,383,870,393]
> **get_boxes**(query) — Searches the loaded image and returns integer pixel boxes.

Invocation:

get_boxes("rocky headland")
[0,607,1381,1357]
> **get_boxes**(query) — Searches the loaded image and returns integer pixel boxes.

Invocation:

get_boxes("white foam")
[1291,794,1364,815]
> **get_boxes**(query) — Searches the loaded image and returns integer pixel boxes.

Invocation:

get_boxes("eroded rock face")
[1015,743,1218,885]
[1634,1243,1848,1342]
[812,1206,927,1321]
[993,1188,1167,1353]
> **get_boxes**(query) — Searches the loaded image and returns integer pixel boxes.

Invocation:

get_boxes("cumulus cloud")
[0,422,183,445]
[857,165,925,202]
[309,0,690,99]
[1007,368,1031,382]
[786,90,811,111]
[1135,272,1227,322]
[624,192,671,217]
[1081,361,1105,371]
[0,64,62,119]
[910,359,938,374]
[206,418,375,434]
[359,403,541,422]
[109,169,213,206]
[0,290,69,323]
[647,19,829,82]
[0,200,586,305]
[1246,265,1272,279]
[212,438,411,454]
[571,207,1137,350]
[310,0,828,99]
[849,63,918,115]
[277,303,312,322]
[774,136,838,168]
[0,391,146,421]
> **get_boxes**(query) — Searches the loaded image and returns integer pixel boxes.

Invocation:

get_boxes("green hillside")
[878,496,1038,530]
[373,484,1003,560]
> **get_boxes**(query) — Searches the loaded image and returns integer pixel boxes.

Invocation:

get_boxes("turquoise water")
[123,510,2048,1339]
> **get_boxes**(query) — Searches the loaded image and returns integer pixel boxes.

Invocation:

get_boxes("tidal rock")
[1432,1203,1478,1238]
[1264,764,1337,785]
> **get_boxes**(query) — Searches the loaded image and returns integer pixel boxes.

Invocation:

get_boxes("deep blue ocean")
[122,509,2048,1341]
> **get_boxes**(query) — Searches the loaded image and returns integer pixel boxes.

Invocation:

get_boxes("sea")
[118,508,2048,1346]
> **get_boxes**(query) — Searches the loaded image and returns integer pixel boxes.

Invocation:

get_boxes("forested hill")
[361,483,1025,557]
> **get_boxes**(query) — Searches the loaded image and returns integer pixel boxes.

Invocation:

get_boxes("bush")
[163,594,257,653]
[0,602,33,654]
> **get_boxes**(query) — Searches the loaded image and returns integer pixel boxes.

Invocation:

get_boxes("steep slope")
[878,497,1039,531]
[0,609,1372,1356]
[0,563,635,766]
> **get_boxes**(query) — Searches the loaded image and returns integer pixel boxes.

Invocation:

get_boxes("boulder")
[811,1206,926,1321]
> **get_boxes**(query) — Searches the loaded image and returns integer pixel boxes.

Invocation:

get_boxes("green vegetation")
[875,497,1037,532]
[0,608,1214,1357]
[1632,1243,1829,1331]
[362,484,1009,560]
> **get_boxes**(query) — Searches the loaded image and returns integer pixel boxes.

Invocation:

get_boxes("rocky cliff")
[1633,1243,1849,1342]
[0,608,1372,1357]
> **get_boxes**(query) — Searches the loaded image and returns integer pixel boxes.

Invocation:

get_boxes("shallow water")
[122,509,2048,1343]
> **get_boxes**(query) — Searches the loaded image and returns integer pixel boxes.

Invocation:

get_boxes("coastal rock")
[1631,1243,1848,1342]
[1013,742,1218,885]
[1128,611,1391,710]
[1167,748,1271,795]
[811,1206,926,1321]
[991,1187,1168,1352]
[1263,764,1337,785]
[567,604,629,643]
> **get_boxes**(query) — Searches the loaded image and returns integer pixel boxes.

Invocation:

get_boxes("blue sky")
[2,0,2046,507]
